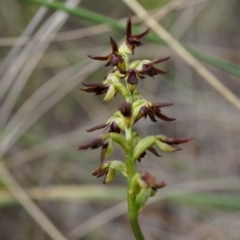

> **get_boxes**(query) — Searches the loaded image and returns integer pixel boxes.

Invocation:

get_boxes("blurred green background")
[0,0,240,239]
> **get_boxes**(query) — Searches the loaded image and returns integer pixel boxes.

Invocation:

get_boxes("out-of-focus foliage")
[0,0,240,239]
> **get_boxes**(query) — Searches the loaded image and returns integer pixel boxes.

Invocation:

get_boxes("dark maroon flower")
[140,171,166,190]
[119,102,132,117]
[92,161,115,184]
[92,165,108,178]
[81,82,108,95]
[160,136,193,145]
[141,57,170,77]
[88,37,125,71]
[125,15,150,54]
[92,164,109,183]
[86,120,121,133]
[78,138,106,150]
[120,68,150,85]
[137,102,176,123]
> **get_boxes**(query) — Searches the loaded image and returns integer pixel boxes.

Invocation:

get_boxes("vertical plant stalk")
[125,107,144,239]
[126,134,145,239]
[79,15,192,240]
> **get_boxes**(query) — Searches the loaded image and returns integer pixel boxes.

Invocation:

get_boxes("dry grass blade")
[67,177,240,239]
[0,1,52,74]
[0,1,203,48]
[0,0,81,126]
[0,162,69,240]
[0,1,82,240]
[0,35,124,160]
[122,0,240,112]
[7,99,109,168]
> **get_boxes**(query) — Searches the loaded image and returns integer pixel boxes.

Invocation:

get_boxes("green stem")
[128,193,145,240]
[125,125,145,240]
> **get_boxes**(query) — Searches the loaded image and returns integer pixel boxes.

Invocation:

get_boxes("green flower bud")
[101,138,114,161]
[110,160,128,177]
[132,99,146,109]
[104,167,116,184]
[155,140,180,152]
[127,82,137,94]
[106,111,126,132]
[102,132,129,152]
[130,60,142,69]
[119,41,132,55]
[136,188,152,213]
[112,82,130,98]
[150,189,157,197]
[103,84,115,101]
[129,173,141,195]
[133,136,156,160]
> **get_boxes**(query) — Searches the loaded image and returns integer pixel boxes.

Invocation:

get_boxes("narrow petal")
[110,37,119,52]
[154,110,176,122]
[151,57,170,64]
[132,27,151,40]
[147,110,157,122]
[109,122,121,133]
[79,138,104,150]
[105,54,122,67]
[92,167,107,177]
[126,14,132,37]
[101,143,109,161]
[161,137,193,145]
[152,181,166,190]
[86,123,108,132]
[82,82,104,87]
[88,54,110,61]
[147,146,162,157]
[153,102,174,108]
[150,66,168,75]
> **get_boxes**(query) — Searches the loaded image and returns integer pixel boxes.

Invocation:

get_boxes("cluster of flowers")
[79,15,192,205]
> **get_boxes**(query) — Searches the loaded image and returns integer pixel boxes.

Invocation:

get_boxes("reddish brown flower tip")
[109,121,121,133]
[142,57,170,77]
[120,68,148,85]
[140,171,165,190]
[88,37,125,70]
[147,146,162,157]
[154,111,176,122]
[151,57,171,64]
[81,82,108,95]
[137,146,161,162]
[79,138,105,150]
[88,54,109,61]
[126,15,150,53]
[92,166,108,178]
[110,36,118,53]
[140,104,175,123]
[86,121,122,133]
[153,102,174,108]
[161,137,193,145]
[86,123,108,132]
[119,102,132,117]
[127,69,139,84]
[137,151,146,162]
[152,181,166,190]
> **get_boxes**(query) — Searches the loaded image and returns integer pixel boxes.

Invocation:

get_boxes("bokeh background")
[0,0,240,239]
